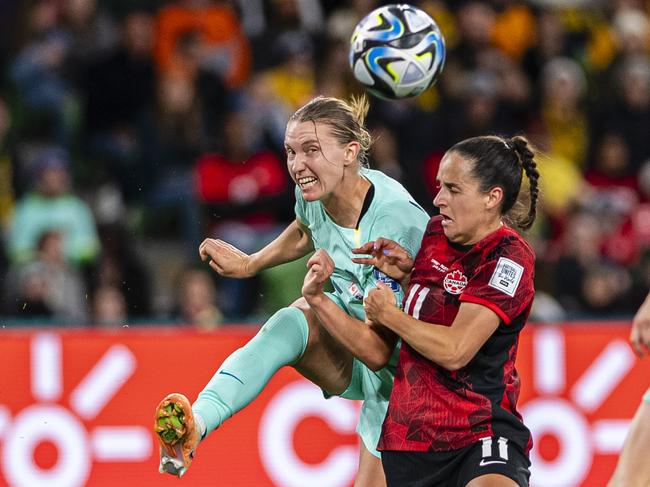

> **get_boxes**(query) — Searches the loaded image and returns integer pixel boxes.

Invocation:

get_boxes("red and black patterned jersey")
[378,216,535,454]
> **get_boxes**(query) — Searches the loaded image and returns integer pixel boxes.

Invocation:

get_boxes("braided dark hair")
[509,136,539,230]
[449,135,540,231]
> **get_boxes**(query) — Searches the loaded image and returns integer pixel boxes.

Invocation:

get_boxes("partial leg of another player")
[354,442,386,487]
[608,391,650,487]
[466,475,520,487]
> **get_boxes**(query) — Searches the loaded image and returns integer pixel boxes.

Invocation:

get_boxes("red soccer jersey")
[378,216,535,454]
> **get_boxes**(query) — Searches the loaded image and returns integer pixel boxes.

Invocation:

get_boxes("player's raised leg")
[154,297,357,477]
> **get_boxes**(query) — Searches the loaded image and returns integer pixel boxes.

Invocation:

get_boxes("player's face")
[433,151,495,245]
[284,120,351,202]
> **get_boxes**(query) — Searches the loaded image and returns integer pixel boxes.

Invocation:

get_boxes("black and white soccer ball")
[349,4,446,100]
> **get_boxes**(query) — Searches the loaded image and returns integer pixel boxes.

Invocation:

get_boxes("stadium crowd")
[0,0,648,326]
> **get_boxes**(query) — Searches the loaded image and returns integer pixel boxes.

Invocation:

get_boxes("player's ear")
[485,186,503,211]
[343,141,360,166]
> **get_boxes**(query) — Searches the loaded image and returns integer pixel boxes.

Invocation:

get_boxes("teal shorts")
[644,387,650,403]
[323,293,398,458]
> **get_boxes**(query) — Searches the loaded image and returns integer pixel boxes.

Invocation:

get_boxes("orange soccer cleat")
[154,393,200,477]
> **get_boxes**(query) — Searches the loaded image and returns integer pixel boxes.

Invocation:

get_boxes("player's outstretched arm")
[199,219,314,277]
[352,237,414,289]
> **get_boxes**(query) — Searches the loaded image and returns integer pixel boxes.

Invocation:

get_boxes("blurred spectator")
[534,143,586,232]
[580,263,633,314]
[441,1,497,100]
[194,109,291,318]
[326,0,377,45]
[92,222,152,318]
[82,11,156,201]
[6,147,100,266]
[93,284,128,327]
[0,96,13,309]
[454,1,497,70]
[446,69,519,142]
[143,70,207,253]
[64,0,119,75]
[584,133,641,266]
[491,1,536,61]
[604,55,650,171]
[586,132,638,192]
[9,1,78,145]
[0,2,22,83]
[369,126,402,181]
[522,10,568,89]
[5,263,53,320]
[250,0,324,71]
[154,0,251,89]
[316,37,359,99]
[612,7,649,59]
[553,208,635,315]
[173,268,223,330]
[256,29,317,120]
[6,230,88,323]
[0,97,14,227]
[239,75,293,152]
[538,57,588,167]
[554,210,603,312]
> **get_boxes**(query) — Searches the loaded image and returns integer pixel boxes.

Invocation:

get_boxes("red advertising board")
[0,323,648,487]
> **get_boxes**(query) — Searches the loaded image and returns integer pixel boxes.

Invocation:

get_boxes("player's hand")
[199,238,254,278]
[302,249,334,299]
[352,237,414,282]
[363,282,397,324]
[630,294,650,357]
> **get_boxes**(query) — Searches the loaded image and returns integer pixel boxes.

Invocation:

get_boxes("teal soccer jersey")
[294,168,429,455]
[295,168,428,321]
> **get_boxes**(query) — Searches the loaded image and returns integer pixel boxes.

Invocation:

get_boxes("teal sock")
[192,307,309,436]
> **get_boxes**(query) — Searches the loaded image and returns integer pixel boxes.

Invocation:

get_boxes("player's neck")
[323,175,371,228]
[464,219,504,246]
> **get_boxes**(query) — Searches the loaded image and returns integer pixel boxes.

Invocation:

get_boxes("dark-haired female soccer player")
[355,135,540,486]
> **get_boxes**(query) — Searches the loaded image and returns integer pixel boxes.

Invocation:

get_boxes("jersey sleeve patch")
[373,268,400,292]
[488,257,524,297]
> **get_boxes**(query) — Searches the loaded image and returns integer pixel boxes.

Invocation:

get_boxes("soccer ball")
[349,4,446,100]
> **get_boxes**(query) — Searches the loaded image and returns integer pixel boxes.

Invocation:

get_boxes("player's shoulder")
[365,169,407,199]
[484,225,535,266]
[364,169,428,218]
[501,226,535,257]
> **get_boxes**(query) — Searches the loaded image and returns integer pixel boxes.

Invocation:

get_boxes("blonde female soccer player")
[154,95,429,486]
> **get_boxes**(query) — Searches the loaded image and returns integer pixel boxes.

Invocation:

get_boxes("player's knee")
[261,306,306,332]
[255,306,309,355]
